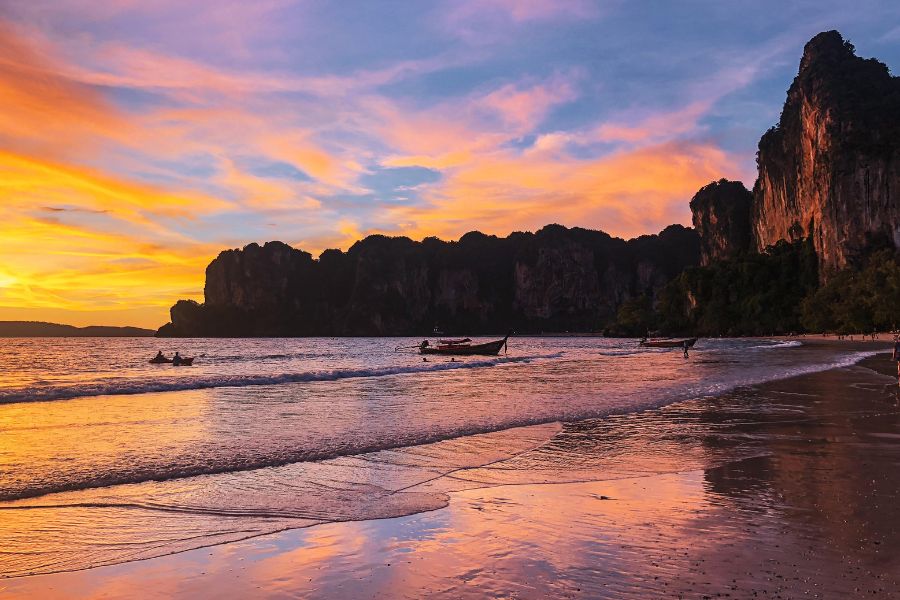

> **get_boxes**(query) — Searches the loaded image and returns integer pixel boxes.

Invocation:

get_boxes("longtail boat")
[638,337,698,349]
[419,334,509,356]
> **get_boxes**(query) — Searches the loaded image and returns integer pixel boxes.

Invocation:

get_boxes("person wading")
[893,338,900,387]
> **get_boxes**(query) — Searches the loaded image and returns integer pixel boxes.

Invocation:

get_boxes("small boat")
[420,334,509,356]
[639,337,698,349]
[149,356,195,366]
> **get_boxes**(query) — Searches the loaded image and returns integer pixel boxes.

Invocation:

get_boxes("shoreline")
[5,346,899,598]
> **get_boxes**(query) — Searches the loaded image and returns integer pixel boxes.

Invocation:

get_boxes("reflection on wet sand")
[7,357,899,598]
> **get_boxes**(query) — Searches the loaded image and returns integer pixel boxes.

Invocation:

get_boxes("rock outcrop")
[157,225,700,337]
[690,179,753,265]
[752,30,900,273]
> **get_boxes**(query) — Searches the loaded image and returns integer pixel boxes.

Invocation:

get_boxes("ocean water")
[0,336,878,577]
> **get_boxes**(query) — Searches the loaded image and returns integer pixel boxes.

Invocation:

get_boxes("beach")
[3,340,898,598]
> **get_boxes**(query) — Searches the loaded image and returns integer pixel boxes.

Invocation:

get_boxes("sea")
[0,336,879,578]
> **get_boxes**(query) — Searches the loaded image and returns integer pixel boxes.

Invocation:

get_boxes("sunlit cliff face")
[0,1,897,327]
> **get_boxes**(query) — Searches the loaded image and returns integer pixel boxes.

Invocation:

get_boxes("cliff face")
[690,179,753,265]
[158,225,700,337]
[753,30,900,273]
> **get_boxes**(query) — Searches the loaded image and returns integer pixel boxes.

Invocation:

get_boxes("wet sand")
[4,345,900,599]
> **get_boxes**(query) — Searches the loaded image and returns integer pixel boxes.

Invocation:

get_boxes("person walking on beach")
[682,340,689,359]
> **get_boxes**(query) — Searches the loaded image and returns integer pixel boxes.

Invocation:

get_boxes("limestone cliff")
[753,30,900,273]
[690,179,753,265]
[157,225,700,337]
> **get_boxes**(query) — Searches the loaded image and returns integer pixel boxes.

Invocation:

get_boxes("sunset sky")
[1,1,898,328]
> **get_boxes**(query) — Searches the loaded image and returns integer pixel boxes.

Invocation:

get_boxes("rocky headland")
[158,225,699,336]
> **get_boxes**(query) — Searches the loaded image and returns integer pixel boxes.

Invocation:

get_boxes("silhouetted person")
[683,341,689,359]
[173,352,182,366]
[893,339,900,386]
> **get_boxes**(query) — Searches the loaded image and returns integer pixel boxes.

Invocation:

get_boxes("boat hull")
[150,357,194,365]
[420,336,508,356]
[639,337,698,349]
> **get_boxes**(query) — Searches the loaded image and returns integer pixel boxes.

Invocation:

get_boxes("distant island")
[0,321,156,338]
[158,31,899,338]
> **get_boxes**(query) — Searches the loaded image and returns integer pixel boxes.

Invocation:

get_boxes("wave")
[596,348,668,356]
[596,339,803,357]
[210,352,322,363]
[0,420,565,503]
[748,340,803,349]
[0,353,563,405]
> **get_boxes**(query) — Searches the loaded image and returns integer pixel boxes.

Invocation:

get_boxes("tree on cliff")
[651,239,819,336]
[800,250,900,333]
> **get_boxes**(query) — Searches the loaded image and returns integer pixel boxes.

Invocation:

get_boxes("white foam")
[0,353,563,405]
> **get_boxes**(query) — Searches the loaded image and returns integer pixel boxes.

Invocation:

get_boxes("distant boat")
[420,334,509,356]
[639,337,698,349]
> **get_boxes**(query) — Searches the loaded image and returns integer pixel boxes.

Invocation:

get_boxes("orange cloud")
[0,21,129,157]
[0,150,231,327]
[372,73,581,170]
[591,102,714,144]
[381,140,742,242]
[367,82,743,243]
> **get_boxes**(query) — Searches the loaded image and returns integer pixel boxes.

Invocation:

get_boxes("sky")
[1,0,899,328]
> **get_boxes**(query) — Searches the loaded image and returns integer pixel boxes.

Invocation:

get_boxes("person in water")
[683,340,690,359]
[893,338,900,386]
[172,352,182,366]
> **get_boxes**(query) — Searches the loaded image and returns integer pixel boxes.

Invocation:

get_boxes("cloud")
[0,21,130,157]
[441,0,601,42]
[0,149,233,326]
[380,140,742,242]
[478,74,581,132]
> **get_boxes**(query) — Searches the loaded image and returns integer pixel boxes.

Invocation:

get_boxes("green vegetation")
[800,250,900,333]
[609,295,656,337]
[612,239,900,337]
[659,239,818,336]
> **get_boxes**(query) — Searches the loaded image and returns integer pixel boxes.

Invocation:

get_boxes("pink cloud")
[444,0,599,27]
[439,0,601,43]
[478,74,580,132]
